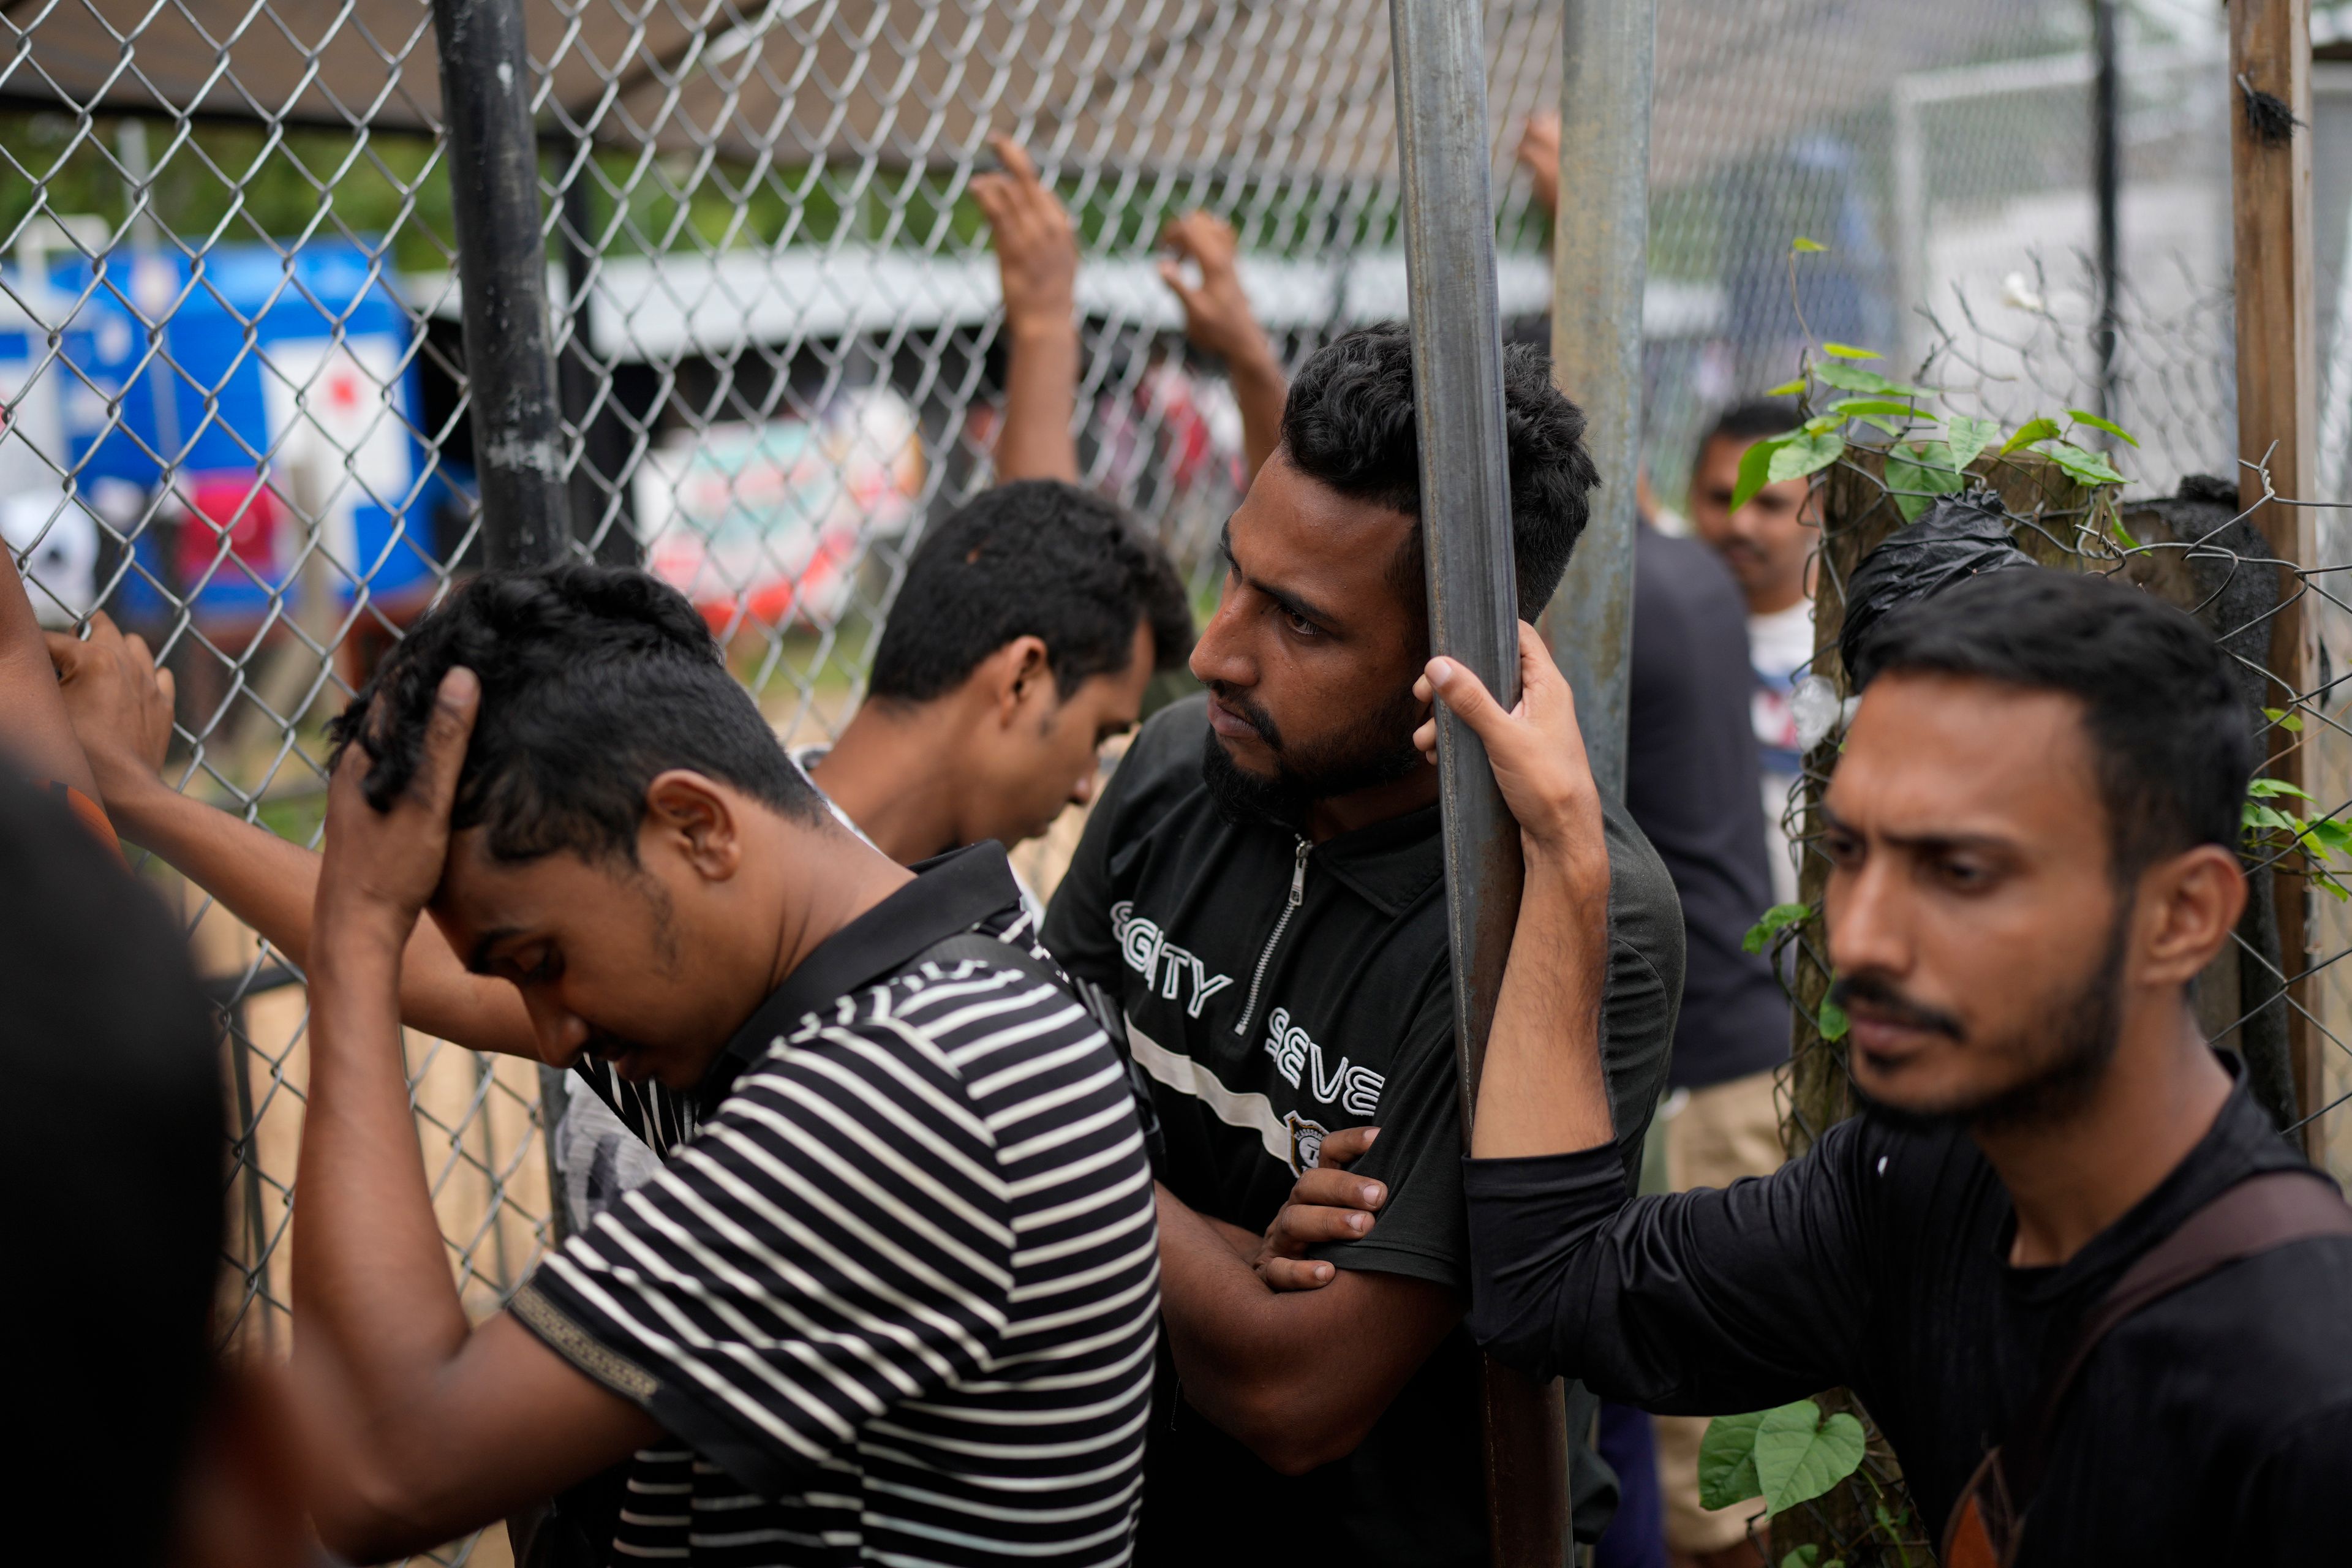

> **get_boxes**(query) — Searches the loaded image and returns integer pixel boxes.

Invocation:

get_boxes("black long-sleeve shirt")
[1461,1062,2352,1563]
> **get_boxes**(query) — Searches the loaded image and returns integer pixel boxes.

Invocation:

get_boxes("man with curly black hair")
[1042,324,1684,1565]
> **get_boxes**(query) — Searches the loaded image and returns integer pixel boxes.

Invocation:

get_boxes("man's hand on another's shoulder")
[45,611,175,821]
[1254,1126,1386,1291]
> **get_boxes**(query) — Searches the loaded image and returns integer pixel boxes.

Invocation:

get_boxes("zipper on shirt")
[1232,836,1310,1038]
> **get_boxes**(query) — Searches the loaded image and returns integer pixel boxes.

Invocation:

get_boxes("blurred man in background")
[1686,399,1815,907]
[791,480,1193,867]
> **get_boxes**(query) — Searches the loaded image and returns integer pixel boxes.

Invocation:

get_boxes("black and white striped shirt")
[514,846,1158,1566]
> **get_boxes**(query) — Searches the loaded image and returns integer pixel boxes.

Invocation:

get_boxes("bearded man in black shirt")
[1043,324,1684,1564]
[1400,568,2352,1564]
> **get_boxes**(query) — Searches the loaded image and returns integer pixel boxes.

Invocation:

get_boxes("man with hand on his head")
[1686,399,1818,907]
[1422,570,2352,1565]
[281,566,1159,1566]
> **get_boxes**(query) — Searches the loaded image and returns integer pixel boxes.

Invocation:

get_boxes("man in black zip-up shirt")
[1043,325,1683,1565]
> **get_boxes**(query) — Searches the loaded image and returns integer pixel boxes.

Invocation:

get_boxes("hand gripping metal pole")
[1385,0,1569,1561]
[429,0,577,1238]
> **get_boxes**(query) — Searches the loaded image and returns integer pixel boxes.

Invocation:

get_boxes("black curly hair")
[1278,322,1600,619]
[869,480,1194,704]
[328,565,826,863]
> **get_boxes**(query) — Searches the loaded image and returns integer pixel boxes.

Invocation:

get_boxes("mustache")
[1207,681,1283,748]
[1830,973,1966,1041]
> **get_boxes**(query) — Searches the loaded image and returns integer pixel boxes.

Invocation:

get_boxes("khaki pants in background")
[1653,1067,1787,1555]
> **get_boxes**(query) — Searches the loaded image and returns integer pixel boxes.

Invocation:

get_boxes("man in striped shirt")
[290,566,1159,1567]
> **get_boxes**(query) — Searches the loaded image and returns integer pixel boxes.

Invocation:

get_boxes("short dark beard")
[1844,907,2130,1135]
[1198,682,1424,832]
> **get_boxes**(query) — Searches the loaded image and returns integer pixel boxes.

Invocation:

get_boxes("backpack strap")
[2007,1168,2352,1500]
[1945,1167,2352,1568]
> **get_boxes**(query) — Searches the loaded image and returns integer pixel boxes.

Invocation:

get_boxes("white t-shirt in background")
[1747,600,1815,907]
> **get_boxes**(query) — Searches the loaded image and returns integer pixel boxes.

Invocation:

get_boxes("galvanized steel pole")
[2091,0,2122,421]
[1540,0,1655,805]
[431,0,570,570]
[1385,0,1567,1561]
[429,0,576,1232]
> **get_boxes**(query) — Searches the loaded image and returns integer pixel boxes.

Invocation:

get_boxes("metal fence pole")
[431,0,569,570]
[2091,0,2122,421]
[429,0,576,1237]
[1385,0,1566,1562]
[1540,0,1654,807]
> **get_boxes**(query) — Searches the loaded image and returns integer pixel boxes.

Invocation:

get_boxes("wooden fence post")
[2229,0,2321,1150]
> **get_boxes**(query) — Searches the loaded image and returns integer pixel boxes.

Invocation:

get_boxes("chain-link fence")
[4,1,2350,1562]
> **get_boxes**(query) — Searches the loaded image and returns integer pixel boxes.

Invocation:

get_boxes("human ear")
[988,636,1054,726]
[641,770,745,883]
[2136,843,2247,989]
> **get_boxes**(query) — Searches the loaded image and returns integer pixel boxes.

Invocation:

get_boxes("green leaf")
[1763,376,1809,398]
[1743,902,1812,955]
[1754,1400,1869,1515]
[1885,439,1967,522]
[1767,431,1845,486]
[1826,398,1927,420]
[1814,361,1931,398]
[1944,414,2001,472]
[2248,776,2315,801]
[2301,818,2352,858]
[1697,1411,1769,1510]
[2112,519,2142,550]
[2244,802,2301,837]
[2262,707,2306,734]
[1730,435,1796,512]
[1802,413,1842,437]
[1792,236,1827,254]
[1820,342,1879,361]
[2032,439,2127,487]
[1818,996,1850,1041]
[1999,415,2062,455]
[1782,1550,1821,1568]
[2065,408,2141,448]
